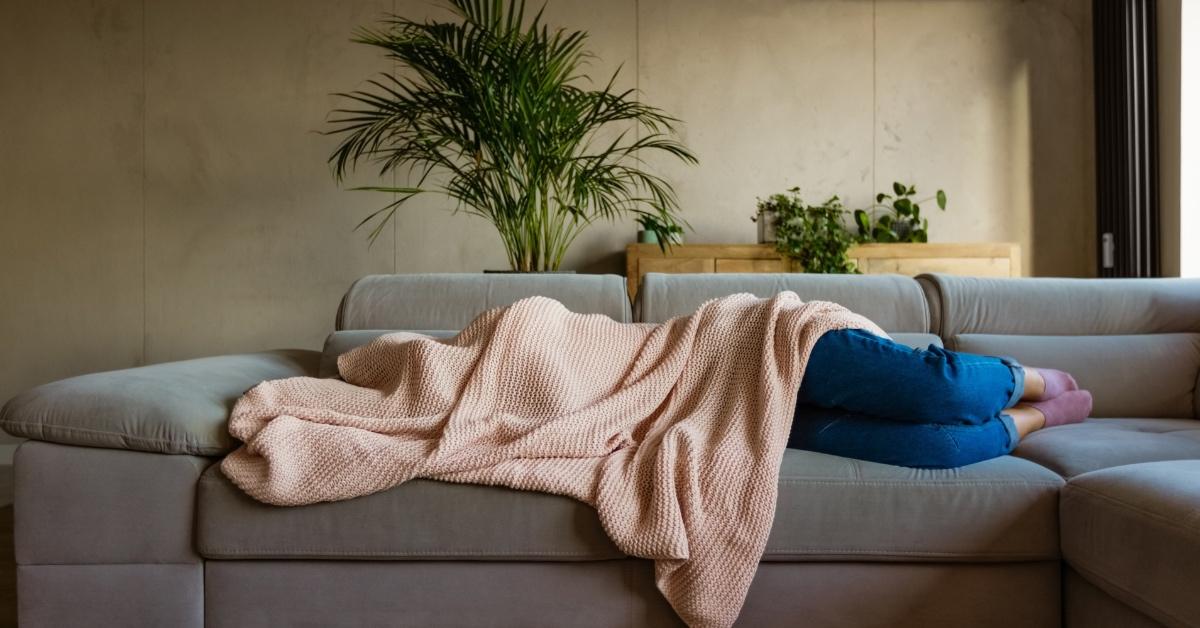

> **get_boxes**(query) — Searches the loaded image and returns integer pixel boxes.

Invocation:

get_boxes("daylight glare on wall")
[1183,1,1199,277]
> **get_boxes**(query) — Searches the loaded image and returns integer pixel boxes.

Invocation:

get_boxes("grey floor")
[1,465,14,627]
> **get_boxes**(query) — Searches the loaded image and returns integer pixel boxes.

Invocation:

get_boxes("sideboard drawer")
[715,259,789,273]
[862,256,1011,277]
[639,257,715,276]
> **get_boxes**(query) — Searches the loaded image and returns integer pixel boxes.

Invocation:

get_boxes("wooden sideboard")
[625,242,1022,300]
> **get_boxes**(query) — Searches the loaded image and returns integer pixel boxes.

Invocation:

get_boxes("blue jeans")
[789,329,1025,469]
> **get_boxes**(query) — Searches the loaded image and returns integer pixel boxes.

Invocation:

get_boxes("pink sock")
[1029,368,1078,401]
[1028,390,1092,428]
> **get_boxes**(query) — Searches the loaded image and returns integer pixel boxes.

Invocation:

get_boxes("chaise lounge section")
[3,272,1199,627]
[919,273,1200,627]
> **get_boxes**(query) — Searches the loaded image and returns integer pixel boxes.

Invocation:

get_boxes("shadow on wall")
[1021,2,1097,277]
[871,0,1095,278]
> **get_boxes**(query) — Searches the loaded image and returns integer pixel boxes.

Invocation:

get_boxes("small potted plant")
[762,188,859,274]
[853,181,947,243]
[637,213,685,250]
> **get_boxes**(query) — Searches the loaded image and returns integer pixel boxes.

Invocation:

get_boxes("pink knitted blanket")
[222,293,880,627]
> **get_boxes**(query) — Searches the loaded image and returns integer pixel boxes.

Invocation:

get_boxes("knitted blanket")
[222,293,881,627]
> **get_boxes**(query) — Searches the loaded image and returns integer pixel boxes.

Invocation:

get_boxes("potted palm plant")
[327,0,698,272]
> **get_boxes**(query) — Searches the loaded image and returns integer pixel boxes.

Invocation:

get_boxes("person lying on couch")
[220,291,1091,628]
[789,327,1091,468]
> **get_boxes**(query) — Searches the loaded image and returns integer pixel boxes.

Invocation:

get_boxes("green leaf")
[878,214,893,227]
[907,185,917,195]
[893,198,913,216]
[876,193,890,203]
[854,209,871,235]
[936,189,947,210]
[326,1,698,266]
[892,181,906,196]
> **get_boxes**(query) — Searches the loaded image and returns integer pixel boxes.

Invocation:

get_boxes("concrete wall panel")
[0,0,144,413]
[637,0,875,245]
[874,0,1093,277]
[143,0,394,362]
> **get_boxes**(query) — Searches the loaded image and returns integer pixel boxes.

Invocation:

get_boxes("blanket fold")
[222,292,881,627]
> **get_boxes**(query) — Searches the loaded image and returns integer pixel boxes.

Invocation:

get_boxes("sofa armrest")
[0,350,320,456]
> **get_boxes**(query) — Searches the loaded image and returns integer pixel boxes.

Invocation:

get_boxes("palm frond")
[326,0,697,270]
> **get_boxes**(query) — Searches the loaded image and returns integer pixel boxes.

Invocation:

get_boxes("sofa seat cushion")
[1061,461,1200,627]
[197,449,1062,562]
[1014,418,1200,479]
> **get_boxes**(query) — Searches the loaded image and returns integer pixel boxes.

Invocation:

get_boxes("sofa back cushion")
[336,273,631,331]
[635,273,932,333]
[919,274,1200,419]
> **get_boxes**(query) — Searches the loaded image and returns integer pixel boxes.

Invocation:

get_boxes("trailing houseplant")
[326,0,697,271]
[762,188,859,274]
[853,181,947,243]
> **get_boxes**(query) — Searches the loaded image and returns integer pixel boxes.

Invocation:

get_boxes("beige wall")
[0,0,1095,429]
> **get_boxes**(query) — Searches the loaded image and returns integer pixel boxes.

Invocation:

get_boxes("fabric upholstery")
[918,274,1200,337]
[888,332,943,349]
[0,350,319,455]
[335,273,632,330]
[201,560,1058,628]
[197,448,1061,562]
[766,450,1061,561]
[1014,418,1200,479]
[1065,567,1165,628]
[635,273,930,331]
[15,441,210,565]
[1061,461,1200,627]
[204,560,681,628]
[737,561,1060,628]
[197,464,624,561]
[18,564,203,628]
[953,334,1200,418]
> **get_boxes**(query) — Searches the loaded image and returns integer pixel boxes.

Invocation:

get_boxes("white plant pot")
[756,213,778,244]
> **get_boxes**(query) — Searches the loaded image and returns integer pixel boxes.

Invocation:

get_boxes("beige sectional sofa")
[3,272,1199,627]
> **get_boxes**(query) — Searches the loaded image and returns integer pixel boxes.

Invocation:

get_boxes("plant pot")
[756,212,778,244]
[637,230,659,244]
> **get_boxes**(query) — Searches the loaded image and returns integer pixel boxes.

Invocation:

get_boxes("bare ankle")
[1022,368,1046,401]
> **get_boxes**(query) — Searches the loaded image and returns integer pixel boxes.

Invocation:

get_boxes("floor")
[1,465,15,627]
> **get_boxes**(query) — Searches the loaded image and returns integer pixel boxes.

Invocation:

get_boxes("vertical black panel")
[1094,0,1161,277]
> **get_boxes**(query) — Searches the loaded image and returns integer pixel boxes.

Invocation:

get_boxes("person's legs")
[1006,404,1045,439]
[788,405,1019,469]
[799,329,1025,425]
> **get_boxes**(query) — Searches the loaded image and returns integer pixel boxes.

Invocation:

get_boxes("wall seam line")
[635,0,641,149]
[393,0,398,275]
[871,0,877,200]
[141,0,148,366]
